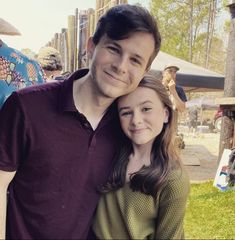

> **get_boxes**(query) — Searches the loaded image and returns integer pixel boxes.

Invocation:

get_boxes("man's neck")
[72,74,114,130]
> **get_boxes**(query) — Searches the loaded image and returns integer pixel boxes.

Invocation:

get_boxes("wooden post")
[95,0,102,25]
[74,8,79,70]
[78,11,89,68]
[54,33,59,50]
[88,8,95,37]
[67,15,76,72]
[51,38,55,48]
[218,1,235,161]
[224,2,235,97]
[57,33,62,53]
[61,28,69,72]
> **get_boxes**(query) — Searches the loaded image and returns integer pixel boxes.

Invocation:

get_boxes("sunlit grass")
[184,180,235,239]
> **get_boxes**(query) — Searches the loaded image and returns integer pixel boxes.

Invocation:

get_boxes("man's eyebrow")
[105,40,144,62]
[104,40,121,48]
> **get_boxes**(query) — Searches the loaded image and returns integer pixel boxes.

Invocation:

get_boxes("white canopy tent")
[150,51,225,92]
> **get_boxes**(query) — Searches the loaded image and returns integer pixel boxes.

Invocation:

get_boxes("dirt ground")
[178,128,220,183]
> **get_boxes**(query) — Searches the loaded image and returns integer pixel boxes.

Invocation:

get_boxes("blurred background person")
[162,64,187,112]
[162,64,187,150]
[0,18,46,108]
[187,106,198,137]
[37,46,63,82]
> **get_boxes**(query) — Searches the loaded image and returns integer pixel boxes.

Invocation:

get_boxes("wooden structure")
[46,0,128,72]
[217,1,235,161]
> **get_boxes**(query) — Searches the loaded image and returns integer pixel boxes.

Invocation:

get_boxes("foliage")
[21,48,37,59]
[184,180,235,239]
[150,0,228,74]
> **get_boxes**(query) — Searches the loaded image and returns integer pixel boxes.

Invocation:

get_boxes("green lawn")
[184,180,235,239]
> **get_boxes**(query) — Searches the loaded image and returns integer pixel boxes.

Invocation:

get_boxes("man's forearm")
[174,97,186,112]
[169,89,186,113]
[0,170,16,240]
[0,188,7,239]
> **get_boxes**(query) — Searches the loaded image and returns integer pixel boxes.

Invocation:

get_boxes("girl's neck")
[131,141,153,162]
[126,143,152,181]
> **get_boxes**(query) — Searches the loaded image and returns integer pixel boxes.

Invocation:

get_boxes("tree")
[150,0,227,74]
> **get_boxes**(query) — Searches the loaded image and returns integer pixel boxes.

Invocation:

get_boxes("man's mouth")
[104,71,126,84]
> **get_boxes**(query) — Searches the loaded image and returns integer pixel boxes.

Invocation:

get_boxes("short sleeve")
[0,92,27,171]
[176,86,187,102]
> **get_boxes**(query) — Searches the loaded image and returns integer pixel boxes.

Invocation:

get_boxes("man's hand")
[162,72,172,89]
[168,80,176,93]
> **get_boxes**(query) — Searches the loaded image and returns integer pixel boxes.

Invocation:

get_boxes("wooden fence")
[46,0,128,73]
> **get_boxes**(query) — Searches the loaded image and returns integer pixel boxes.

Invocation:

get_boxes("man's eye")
[131,58,141,65]
[107,46,119,54]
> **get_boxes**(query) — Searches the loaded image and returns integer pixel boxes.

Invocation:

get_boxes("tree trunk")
[206,0,217,68]
[189,0,194,62]
[218,4,235,161]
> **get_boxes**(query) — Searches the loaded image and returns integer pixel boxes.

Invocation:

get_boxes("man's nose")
[111,56,127,74]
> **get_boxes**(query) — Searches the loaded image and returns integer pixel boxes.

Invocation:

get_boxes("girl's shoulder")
[158,167,190,202]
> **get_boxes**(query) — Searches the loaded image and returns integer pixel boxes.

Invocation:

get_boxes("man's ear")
[87,37,95,59]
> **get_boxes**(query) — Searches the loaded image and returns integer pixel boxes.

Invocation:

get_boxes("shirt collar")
[59,68,89,113]
[58,68,118,126]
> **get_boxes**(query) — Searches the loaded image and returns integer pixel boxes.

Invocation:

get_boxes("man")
[0,18,46,108]
[37,46,63,82]
[188,106,198,137]
[162,64,187,149]
[162,64,187,113]
[0,4,161,239]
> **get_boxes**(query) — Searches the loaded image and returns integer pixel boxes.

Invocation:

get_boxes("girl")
[93,74,190,239]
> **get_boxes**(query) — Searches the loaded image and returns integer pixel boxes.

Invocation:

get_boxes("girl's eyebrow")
[118,101,153,112]
[118,106,130,113]
[140,100,153,105]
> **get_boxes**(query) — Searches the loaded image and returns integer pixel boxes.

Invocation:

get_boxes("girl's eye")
[142,107,152,112]
[120,111,132,116]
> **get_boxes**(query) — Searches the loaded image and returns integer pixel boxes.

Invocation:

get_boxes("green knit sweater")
[93,168,190,239]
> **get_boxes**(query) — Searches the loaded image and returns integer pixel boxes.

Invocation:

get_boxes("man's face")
[163,67,177,81]
[87,32,155,99]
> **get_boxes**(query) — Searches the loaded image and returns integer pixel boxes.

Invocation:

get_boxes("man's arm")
[168,81,186,113]
[0,170,16,239]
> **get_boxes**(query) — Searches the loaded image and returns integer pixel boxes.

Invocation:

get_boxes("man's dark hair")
[92,4,161,70]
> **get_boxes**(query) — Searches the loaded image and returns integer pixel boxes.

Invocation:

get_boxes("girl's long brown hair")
[101,74,181,196]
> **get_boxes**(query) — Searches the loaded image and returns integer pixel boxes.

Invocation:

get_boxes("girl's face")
[118,86,169,147]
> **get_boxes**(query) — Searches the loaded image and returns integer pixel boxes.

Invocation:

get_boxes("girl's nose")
[131,111,143,126]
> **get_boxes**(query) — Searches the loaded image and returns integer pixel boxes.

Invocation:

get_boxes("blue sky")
[1,0,149,52]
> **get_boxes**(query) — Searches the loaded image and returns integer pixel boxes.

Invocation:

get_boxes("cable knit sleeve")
[155,168,190,239]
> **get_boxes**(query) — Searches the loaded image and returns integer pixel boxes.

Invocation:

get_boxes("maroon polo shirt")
[0,69,121,239]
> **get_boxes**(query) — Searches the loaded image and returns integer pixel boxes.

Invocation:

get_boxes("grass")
[184,180,235,239]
